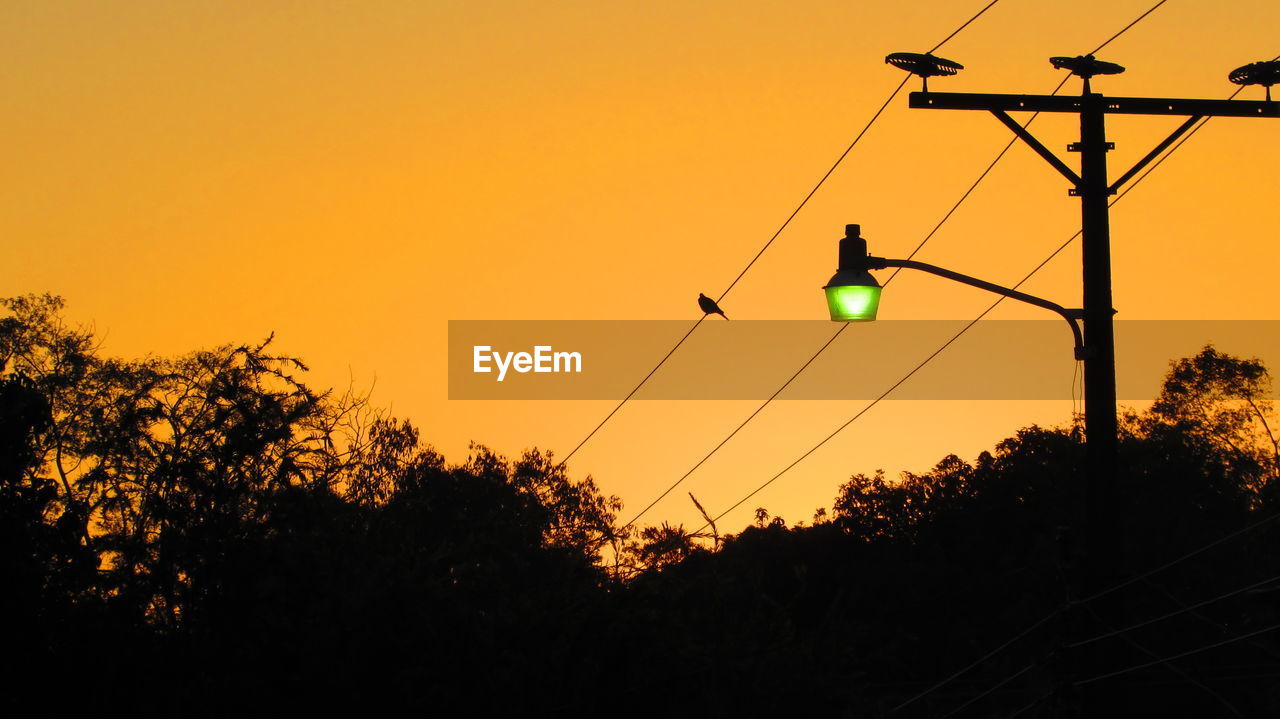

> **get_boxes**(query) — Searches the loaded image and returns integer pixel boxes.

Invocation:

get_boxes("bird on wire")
[698,293,729,320]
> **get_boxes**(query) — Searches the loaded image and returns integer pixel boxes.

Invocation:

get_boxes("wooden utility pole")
[906,60,1279,715]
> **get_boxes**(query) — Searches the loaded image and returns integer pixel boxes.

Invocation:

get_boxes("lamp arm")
[868,256,1086,360]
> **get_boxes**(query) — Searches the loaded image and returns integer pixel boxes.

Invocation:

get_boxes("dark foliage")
[4,295,1279,717]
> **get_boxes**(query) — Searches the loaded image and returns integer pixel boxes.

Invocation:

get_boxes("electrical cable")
[1078,510,1280,606]
[557,316,706,467]
[1003,691,1054,719]
[1070,572,1280,649]
[936,662,1037,719]
[557,1,1041,469]
[1086,0,1168,56]
[713,74,910,308]
[1081,603,1246,717]
[1074,620,1280,686]
[697,8,1233,535]
[1140,576,1280,663]
[557,67,912,469]
[877,610,1060,717]
[618,322,849,529]
[699,231,1077,531]
[622,63,1075,530]
[928,0,1003,54]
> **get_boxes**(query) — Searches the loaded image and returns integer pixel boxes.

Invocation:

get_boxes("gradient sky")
[4,0,1278,532]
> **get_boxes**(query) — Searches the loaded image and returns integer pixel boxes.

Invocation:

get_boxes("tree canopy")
[4,294,1279,716]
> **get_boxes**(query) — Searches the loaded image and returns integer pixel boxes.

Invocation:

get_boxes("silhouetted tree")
[6,292,1280,716]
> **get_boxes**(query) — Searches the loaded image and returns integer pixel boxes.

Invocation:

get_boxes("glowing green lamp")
[823,224,882,321]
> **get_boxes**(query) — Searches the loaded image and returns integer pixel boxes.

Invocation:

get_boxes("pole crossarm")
[868,256,1086,359]
[1108,114,1201,193]
[910,91,1280,117]
[991,110,1082,186]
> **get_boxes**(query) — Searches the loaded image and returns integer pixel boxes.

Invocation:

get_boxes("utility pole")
[903,54,1277,479]
[888,52,1280,716]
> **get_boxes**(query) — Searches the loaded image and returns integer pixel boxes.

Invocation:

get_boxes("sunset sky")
[5,0,1278,532]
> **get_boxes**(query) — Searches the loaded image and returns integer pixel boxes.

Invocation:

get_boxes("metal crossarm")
[910,91,1280,117]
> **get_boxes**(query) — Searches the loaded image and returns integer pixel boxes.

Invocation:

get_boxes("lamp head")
[823,224,882,321]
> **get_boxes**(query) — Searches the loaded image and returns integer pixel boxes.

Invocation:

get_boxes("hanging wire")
[622,64,1072,530]
[1074,620,1280,687]
[696,0,1174,530]
[555,73,911,469]
[560,1,1009,483]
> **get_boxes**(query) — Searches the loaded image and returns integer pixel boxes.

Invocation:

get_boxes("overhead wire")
[1078,508,1280,606]
[697,83,1248,532]
[936,662,1037,719]
[556,72,911,470]
[877,610,1061,717]
[622,41,1071,531]
[556,316,706,467]
[678,56,1274,711]
[699,225,1081,531]
[1070,572,1280,649]
[1074,620,1280,687]
[1081,603,1246,717]
[1003,691,1054,719]
[712,74,910,308]
[698,2,1237,534]
[618,322,850,528]
[928,0,1002,55]
[686,4,1205,712]
[1139,576,1280,663]
[711,0,1002,308]
[558,0,1013,469]
[1085,0,1168,56]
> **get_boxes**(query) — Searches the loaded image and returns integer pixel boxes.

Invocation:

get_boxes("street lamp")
[824,224,1085,358]
[822,224,882,321]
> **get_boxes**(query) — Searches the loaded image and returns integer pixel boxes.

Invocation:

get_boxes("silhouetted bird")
[698,293,728,320]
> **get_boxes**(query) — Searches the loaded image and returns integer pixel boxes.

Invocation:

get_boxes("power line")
[1003,691,1054,719]
[557,316,706,466]
[936,662,1037,719]
[699,118,1202,531]
[623,60,1073,531]
[557,67,912,469]
[1140,576,1280,664]
[1070,572,1280,649]
[618,322,849,529]
[1078,510,1280,605]
[1081,603,1247,718]
[928,0,1003,54]
[889,512,1279,717]
[1075,620,1280,686]
[1086,0,1168,55]
[884,72,1070,288]
[558,0,1007,470]
[878,609,1061,717]
[682,25,1252,713]
[685,52,1256,542]
[1110,53,1277,202]
[699,226,1089,531]
[697,4,1223,533]
[714,74,910,307]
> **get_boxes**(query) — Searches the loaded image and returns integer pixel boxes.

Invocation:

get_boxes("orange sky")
[4,0,1278,532]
